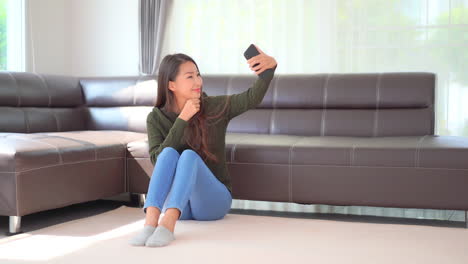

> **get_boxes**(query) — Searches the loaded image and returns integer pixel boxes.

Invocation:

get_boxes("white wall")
[25,0,139,77]
[25,0,68,75]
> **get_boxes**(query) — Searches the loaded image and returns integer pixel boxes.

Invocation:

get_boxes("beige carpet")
[0,205,467,264]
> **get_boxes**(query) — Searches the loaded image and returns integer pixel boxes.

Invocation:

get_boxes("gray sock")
[145,225,175,247]
[129,225,156,246]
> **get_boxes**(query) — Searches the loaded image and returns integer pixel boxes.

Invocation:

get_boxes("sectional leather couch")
[1,71,468,235]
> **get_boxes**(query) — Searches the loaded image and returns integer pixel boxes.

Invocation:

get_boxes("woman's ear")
[168,81,176,92]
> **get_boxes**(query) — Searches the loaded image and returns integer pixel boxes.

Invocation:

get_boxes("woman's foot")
[129,206,161,246]
[145,208,180,247]
[145,225,175,247]
[128,225,157,246]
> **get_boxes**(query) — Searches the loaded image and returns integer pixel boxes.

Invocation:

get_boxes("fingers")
[251,58,275,72]
[251,58,268,72]
[186,99,199,106]
[246,49,275,74]
[250,63,260,71]
[247,57,259,64]
[247,53,265,64]
[247,54,270,68]
[191,98,200,111]
[249,57,264,70]
[255,66,265,75]
[252,64,263,72]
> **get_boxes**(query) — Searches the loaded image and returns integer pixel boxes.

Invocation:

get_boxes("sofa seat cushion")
[226,133,301,164]
[0,130,146,173]
[126,133,294,162]
[126,133,468,170]
[291,134,468,169]
[228,133,468,170]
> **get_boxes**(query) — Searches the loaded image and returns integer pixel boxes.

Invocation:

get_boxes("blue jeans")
[143,147,232,220]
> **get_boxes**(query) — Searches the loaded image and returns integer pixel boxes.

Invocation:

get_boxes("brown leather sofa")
[1,71,468,236]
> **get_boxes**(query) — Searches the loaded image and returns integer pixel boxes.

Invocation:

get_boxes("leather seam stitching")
[22,109,30,133]
[36,74,51,107]
[374,73,382,137]
[223,161,468,171]
[231,143,237,163]
[7,72,21,106]
[16,136,64,165]
[415,135,428,167]
[321,74,330,136]
[50,108,60,132]
[269,109,275,135]
[273,76,278,109]
[289,137,305,203]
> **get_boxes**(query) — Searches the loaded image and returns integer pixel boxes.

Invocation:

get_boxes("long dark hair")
[155,53,229,163]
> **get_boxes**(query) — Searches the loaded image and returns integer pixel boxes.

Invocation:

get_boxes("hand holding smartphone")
[243,44,275,79]
[244,44,261,67]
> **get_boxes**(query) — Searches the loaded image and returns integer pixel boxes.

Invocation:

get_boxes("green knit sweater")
[146,65,277,194]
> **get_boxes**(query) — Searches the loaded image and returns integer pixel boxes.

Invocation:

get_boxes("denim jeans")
[143,147,232,220]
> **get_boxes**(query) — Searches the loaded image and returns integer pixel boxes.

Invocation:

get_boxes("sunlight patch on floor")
[0,219,145,261]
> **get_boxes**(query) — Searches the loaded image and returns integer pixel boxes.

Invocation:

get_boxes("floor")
[1,198,468,264]
[1,197,466,239]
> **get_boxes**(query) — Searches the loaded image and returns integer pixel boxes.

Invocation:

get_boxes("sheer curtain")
[161,0,468,222]
[138,0,171,75]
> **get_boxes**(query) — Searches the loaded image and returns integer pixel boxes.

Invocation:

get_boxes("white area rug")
[0,205,467,264]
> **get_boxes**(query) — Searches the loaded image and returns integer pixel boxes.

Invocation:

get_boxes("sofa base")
[137,194,146,208]
[7,216,22,236]
[129,193,146,208]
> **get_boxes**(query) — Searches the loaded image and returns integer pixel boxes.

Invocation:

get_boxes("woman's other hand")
[179,98,200,121]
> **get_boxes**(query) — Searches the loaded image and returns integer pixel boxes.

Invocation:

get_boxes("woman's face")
[169,61,203,101]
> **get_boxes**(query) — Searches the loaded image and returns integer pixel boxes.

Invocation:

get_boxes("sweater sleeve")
[147,113,189,165]
[227,65,277,120]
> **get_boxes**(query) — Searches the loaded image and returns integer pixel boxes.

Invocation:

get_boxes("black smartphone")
[243,44,272,79]
[244,44,261,67]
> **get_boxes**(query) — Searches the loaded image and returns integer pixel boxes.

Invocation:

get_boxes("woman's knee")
[178,149,200,162]
[159,147,180,160]
[181,149,198,157]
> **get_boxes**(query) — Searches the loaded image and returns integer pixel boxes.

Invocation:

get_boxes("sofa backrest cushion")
[1,71,434,137]
[201,72,435,137]
[0,72,87,133]
[79,76,157,133]
[80,72,434,137]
